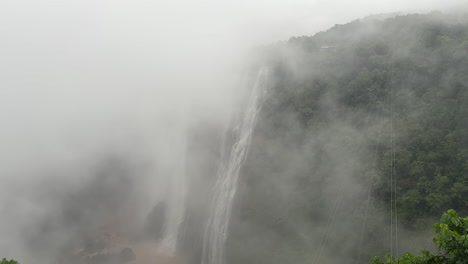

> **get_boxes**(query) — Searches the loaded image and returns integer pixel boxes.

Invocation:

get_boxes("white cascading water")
[159,163,186,255]
[159,119,187,256]
[202,67,269,264]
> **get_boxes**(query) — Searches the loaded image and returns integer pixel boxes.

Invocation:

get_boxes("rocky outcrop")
[61,231,184,264]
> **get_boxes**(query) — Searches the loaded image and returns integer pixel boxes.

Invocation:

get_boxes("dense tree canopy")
[227,12,468,264]
[372,209,468,264]
[0,259,19,264]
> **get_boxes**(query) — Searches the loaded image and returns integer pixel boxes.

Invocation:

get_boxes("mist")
[1,0,467,263]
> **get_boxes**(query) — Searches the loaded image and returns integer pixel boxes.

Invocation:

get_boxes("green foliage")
[0,259,19,264]
[268,12,468,228]
[372,209,468,264]
[227,12,468,264]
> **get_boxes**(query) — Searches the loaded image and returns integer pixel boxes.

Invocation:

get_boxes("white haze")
[0,0,466,262]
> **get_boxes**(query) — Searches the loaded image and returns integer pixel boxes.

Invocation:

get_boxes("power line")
[390,64,399,262]
[357,55,394,263]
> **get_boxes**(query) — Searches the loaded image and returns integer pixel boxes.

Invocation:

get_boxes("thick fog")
[0,0,466,263]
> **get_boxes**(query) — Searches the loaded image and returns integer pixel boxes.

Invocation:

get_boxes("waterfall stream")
[159,119,188,256]
[202,67,269,264]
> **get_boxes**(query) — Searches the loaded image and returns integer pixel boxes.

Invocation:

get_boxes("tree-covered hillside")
[227,13,468,264]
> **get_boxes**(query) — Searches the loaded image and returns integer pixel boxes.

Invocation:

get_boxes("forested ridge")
[227,12,468,264]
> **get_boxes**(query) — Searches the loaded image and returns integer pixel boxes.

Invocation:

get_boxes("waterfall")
[202,67,269,264]
[159,161,186,255]
[159,118,188,256]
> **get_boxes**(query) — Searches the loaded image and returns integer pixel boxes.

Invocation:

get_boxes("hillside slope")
[227,12,468,264]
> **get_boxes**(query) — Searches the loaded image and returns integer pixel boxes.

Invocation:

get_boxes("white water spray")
[159,118,188,256]
[202,67,269,264]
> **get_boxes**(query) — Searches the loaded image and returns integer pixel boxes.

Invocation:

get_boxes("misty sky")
[1,0,465,175]
[0,0,467,262]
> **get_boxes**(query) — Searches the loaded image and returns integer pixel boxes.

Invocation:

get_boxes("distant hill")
[361,12,407,21]
[227,12,468,264]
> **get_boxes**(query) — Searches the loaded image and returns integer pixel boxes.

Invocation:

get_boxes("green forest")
[227,13,468,264]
